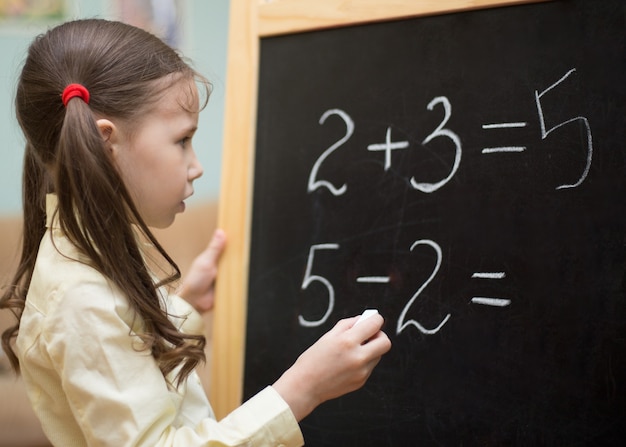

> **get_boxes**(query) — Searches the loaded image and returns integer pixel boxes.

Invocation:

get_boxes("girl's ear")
[96,118,120,157]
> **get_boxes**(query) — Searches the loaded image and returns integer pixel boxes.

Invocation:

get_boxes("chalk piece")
[355,309,379,326]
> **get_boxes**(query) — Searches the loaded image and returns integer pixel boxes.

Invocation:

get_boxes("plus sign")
[367,127,410,170]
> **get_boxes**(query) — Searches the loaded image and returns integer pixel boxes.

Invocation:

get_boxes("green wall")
[0,0,229,214]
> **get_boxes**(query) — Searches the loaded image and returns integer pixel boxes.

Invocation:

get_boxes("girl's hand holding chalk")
[354,309,379,326]
[273,309,390,421]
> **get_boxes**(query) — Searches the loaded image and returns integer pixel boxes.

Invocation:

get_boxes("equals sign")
[470,272,511,307]
[481,122,527,154]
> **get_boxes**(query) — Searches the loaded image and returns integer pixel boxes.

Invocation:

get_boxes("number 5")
[299,243,339,327]
[535,68,593,190]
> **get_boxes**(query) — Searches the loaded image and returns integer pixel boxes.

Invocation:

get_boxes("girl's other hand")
[177,229,226,313]
[273,314,392,421]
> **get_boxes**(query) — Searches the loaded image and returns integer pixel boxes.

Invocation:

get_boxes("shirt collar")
[46,193,59,229]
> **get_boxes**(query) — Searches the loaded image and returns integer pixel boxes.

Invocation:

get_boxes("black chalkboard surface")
[244,0,626,445]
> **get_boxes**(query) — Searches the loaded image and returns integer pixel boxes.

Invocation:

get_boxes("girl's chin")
[148,213,178,230]
[145,203,186,229]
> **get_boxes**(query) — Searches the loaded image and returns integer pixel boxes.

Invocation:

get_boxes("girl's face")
[108,78,203,228]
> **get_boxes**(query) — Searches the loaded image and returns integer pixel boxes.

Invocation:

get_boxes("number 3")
[411,96,462,193]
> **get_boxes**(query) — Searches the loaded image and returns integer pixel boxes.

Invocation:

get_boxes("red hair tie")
[61,83,90,107]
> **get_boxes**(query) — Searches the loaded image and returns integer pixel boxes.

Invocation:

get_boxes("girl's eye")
[179,137,190,147]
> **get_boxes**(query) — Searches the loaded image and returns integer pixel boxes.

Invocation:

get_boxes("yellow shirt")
[16,196,304,446]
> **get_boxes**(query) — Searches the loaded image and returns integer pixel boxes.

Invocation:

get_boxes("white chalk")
[355,309,379,326]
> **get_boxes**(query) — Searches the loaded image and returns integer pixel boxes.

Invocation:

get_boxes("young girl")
[0,19,391,446]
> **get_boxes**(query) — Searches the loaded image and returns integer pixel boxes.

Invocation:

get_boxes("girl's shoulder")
[17,232,140,368]
[25,228,136,328]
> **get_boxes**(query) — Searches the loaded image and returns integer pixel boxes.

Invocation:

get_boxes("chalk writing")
[300,68,593,334]
[411,96,462,193]
[307,68,591,192]
[299,243,339,327]
[535,68,592,189]
[307,109,351,196]
[367,127,409,171]
[397,239,451,335]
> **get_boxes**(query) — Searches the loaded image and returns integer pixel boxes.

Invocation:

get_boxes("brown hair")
[0,19,210,386]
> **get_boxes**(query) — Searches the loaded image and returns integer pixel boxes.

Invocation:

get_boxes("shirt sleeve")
[162,292,205,336]
[43,280,304,447]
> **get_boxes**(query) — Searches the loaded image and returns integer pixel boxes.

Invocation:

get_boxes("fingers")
[195,229,226,277]
[349,314,392,362]
[331,314,392,360]
[205,228,227,263]
[363,328,392,355]
[177,229,227,313]
[350,313,384,338]
[334,313,382,333]
[277,313,391,417]
[333,316,360,332]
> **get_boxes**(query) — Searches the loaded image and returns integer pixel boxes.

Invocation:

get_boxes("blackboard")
[234,0,626,445]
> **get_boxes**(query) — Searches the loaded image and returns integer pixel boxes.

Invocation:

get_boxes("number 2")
[397,239,451,335]
[308,109,353,196]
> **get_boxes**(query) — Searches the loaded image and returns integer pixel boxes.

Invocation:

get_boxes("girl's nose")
[189,149,204,181]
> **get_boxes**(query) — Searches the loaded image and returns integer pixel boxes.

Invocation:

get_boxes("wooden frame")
[211,0,547,420]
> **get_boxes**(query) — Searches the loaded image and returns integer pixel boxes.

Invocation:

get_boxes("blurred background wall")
[0,1,229,445]
[0,0,228,213]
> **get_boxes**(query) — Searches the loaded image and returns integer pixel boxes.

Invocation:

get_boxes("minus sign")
[482,147,526,153]
[482,122,528,129]
[472,272,506,279]
[356,276,390,283]
[471,297,511,307]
